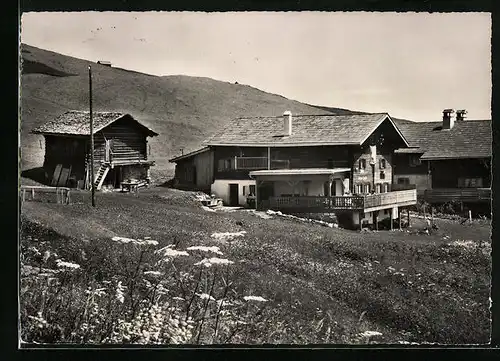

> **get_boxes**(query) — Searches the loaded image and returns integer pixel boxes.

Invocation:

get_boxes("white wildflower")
[194,257,234,268]
[243,295,268,302]
[155,246,189,258]
[143,271,163,277]
[211,231,246,242]
[55,259,81,270]
[111,236,158,247]
[186,245,224,255]
[450,240,478,249]
[359,330,383,338]
[196,293,216,301]
[116,281,126,304]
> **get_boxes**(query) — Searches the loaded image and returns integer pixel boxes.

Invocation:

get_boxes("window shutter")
[243,186,247,196]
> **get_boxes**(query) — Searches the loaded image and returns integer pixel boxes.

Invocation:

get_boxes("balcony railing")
[232,156,349,171]
[269,195,365,211]
[265,189,417,213]
[423,188,491,203]
[235,157,267,169]
[363,189,417,210]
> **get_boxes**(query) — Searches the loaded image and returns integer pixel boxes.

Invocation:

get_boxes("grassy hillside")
[21,44,369,183]
[20,188,491,344]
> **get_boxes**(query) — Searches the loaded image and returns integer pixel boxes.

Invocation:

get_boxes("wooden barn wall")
[174,159,195,185]
[193,149,214,189]
[94,115,148,163]
[393,154,428,175]
[43,135,87,182]
[430,158,491,188]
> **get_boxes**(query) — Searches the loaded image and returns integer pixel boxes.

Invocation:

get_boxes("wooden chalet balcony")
[233,156,349,170]
[363,189,417,211]
[423,188,491,203]
[234,157,290,170]
[265,189,417,213]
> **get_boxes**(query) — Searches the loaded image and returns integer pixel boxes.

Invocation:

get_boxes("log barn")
[32,110,159,190]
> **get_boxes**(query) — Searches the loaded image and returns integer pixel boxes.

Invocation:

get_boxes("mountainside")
[20,44,364,182]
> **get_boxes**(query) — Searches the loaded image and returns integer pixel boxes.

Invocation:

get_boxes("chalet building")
[170,112,419,228]
[32,110,159,190]
[97,60,112,67]
[393,109,491,205]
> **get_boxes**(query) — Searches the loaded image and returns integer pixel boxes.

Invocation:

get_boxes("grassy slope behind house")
[21,44,371,183]
[20,188,491,344]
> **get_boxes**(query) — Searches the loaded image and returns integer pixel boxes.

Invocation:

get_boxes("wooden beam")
[267,147,271,170]
[390,209,393,231]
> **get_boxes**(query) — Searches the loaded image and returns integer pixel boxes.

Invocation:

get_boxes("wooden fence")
[20,186,72,205]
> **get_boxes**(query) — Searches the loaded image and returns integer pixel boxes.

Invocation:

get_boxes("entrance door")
[229,183,239,206]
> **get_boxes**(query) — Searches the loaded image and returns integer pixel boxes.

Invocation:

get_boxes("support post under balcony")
[267,147,271,170]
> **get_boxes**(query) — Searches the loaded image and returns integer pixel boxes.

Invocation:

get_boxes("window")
[364,184,371,194]
[249,184,256,195]
[379,158,386,169]
[379,171,386,180]
[356,184,362,194]
[397,177,410,185]
[375,183,381,193]
[359,158,367,171]
[409,155,422,167]
[383,183,390,193]
[458,177,484,188]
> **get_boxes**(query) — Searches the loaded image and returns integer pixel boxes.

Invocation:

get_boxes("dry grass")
[20,187,491,344]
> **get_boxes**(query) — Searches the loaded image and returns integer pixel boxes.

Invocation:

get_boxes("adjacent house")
[393,109,491,205]
[170,111,419,228]
[97,60,112,67]
[32,110,159,190]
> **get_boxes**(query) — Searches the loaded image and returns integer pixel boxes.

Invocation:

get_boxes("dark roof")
[32,110,159,137]
[205,113,409,147]
[394,119,491,160]
[169,147,210,163]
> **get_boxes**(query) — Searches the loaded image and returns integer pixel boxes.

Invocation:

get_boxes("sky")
[20,11,491,121]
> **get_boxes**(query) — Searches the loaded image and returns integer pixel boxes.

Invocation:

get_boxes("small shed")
[97,60,112,67]
[32,110,159,190]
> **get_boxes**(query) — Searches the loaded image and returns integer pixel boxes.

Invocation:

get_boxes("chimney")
[442,109,455,130]
[283,110,292,136]
[456,109,467,121]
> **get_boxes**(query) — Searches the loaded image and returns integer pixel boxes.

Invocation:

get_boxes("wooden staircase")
[94,163,111,190]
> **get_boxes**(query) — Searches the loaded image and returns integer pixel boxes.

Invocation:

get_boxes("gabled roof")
[394,119,492,160]
[205,113,409,147]
[32,110,159,137]
[169,146,211,163]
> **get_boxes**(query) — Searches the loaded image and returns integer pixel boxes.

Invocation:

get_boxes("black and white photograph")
[19,11,492,346]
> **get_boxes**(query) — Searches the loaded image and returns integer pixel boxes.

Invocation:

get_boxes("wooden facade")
[393,155,491,204]
[37,114,158,189]
[173,148,215,192]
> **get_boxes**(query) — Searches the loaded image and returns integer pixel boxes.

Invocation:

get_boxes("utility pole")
[89,65,96,207]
